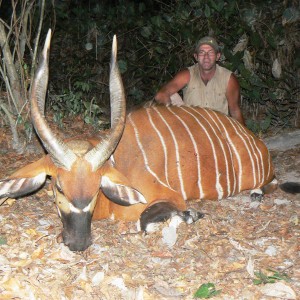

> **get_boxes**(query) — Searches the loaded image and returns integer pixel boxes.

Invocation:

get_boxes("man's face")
[194,44,220,71]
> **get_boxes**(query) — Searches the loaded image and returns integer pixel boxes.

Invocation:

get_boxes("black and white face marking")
[54,180,98,217]
[53,180,99,251]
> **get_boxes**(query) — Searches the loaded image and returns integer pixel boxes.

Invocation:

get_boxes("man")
[155,36,245,125]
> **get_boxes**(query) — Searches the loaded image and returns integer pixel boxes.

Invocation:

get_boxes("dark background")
[0,0,299,134]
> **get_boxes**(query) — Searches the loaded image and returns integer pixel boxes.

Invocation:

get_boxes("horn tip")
[112,35,117,60]
[43,29,52,56]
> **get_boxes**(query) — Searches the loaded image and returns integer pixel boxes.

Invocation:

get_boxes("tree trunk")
[0,22,25,113]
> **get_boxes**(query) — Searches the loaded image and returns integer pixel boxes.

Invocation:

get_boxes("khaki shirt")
[183,64,232,115]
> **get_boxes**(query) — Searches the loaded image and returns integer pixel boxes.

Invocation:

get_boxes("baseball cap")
[195,36,219,53]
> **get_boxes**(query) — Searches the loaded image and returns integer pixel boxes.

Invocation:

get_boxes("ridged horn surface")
[31,29,77,170]
[85,35,126,171]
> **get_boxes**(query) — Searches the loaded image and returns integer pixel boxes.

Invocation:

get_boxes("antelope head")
[0,30,146,251]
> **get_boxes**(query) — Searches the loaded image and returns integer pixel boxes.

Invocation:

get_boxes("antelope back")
[113,105,274,201]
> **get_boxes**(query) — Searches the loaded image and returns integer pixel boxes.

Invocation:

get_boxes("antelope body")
[0,30,279,251]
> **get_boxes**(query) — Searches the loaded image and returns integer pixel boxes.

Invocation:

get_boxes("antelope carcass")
[1,30,294,251]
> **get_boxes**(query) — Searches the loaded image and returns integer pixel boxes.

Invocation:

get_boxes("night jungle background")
[0,0,299,152]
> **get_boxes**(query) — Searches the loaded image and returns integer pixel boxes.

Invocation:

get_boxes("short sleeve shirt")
[183,64,232,115]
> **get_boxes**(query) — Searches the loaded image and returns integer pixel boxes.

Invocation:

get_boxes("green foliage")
[246,115,272,134]
[0,235,7,245]
[74,81,91,93]
[118,60,128,74]
[194,283,221,298]
[51,77,109,129]
[253,269,291,285]
[50,0,299,129]
[82,99,107,127]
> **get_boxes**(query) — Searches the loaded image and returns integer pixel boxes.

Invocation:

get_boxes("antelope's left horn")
[31,29,77,170]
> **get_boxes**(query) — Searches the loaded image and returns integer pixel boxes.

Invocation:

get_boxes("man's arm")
[226,74,245,126]
[155,69,190,104]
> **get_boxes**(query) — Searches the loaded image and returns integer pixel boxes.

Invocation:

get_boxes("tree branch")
[29,0,45,96]
[0,21,25,111]
[0,101,24,154]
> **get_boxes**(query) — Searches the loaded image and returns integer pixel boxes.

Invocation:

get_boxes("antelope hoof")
[140,202,178,232]
[140,202,204,233]
[177,208,204,224]
[250,189,263,201]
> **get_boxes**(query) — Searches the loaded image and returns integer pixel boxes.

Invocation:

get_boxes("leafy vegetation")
[51,79,109,128]
[51,0,299,131]
[0,0,50,151]
[194,283,221,298]
[0,235,7,246]
[1,0,299,145]
[253,269,291,285]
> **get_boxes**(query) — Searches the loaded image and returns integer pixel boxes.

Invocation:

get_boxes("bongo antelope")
[0,30,297,251]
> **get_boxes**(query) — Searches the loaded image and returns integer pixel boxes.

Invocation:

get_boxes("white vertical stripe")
[168,107,204,199]
[153,107,187,199]
[238,126,264,186]
[146,108,170,187]
[226,117,257,187]
[128,113,171,190]
[205,111,238,195]
[197,108,233,197]
[267,150,272,180]
[211,111,242,193]
[182,107,224,199]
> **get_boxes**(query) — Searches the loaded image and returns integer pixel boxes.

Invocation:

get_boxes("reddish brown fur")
[92,106,274,221]
[4,106,274,223]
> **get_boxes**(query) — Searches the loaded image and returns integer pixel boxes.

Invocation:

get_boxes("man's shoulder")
[186,64,199,77]
[187,63,198,71]
[176,68,191,79]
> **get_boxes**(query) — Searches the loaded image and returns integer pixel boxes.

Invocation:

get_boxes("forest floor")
[0,120,299,300]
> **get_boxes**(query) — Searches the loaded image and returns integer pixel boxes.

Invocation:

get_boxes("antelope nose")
[63,234,92,251]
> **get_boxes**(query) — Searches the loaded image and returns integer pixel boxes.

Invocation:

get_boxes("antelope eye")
[55,183,64,195]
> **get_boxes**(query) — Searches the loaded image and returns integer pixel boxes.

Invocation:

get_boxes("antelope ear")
[0,173,46,200]
[100,168,147,206]
[0,156,52,201]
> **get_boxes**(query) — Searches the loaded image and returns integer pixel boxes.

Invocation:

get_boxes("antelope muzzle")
[60,210,93,251]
